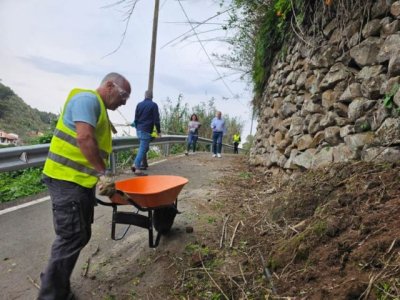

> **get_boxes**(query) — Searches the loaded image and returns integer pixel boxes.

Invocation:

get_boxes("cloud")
[18,55,102,78]
[158,73,224,95]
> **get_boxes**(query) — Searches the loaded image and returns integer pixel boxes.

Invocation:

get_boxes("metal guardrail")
[0,135,236,173]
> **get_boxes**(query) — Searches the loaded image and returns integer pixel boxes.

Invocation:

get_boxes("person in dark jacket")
[131,90,161,176]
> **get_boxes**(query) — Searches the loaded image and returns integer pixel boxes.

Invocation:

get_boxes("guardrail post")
[110,152,116,175]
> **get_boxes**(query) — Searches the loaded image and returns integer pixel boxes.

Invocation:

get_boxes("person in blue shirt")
[210,111,226,158]
[131,90,161,175]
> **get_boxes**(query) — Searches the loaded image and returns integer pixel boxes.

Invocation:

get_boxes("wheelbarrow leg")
[111,205,117,240]
[148,210,162,248]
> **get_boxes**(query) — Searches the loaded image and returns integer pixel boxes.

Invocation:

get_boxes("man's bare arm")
[75,122,106,174]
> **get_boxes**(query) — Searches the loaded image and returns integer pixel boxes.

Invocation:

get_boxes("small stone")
[185,226,194,233]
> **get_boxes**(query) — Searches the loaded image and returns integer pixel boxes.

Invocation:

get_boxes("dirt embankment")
[74,154,400,299]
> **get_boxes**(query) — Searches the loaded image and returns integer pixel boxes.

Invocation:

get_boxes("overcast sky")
[0,0,256,138]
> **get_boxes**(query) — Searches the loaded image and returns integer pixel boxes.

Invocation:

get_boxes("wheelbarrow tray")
[110,175,189,208]
[97,175,189,248]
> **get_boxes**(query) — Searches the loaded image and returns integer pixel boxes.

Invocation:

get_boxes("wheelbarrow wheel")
[153,205,177,234]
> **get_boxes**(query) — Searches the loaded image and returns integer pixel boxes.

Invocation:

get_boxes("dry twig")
[27,275,40,290]
[220,215,230,248]
[229,221,242,248]
[201,261,229,300]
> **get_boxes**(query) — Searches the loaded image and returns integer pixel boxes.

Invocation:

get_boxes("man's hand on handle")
[98,171,116,197]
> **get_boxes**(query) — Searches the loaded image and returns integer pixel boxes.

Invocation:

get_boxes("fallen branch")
[82,257,91,278]
[229,221,242,248]
[220,215,230,249]
[27,275,40,290]
[82,245,100,277]
[385,238,397,255]
[239,263,247,285]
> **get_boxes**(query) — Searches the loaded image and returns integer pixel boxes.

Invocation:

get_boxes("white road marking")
[0,196,50,216]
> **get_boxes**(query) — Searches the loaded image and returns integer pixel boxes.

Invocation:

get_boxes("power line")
[160,7,233,49]
[176,0,244,107]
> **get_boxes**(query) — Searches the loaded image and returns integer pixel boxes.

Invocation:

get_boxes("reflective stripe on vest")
[53,128,108,159]
[43,88,112,188]
[47,151,99,177]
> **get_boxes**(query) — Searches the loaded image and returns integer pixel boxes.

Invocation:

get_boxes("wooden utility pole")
[147,0,160,94]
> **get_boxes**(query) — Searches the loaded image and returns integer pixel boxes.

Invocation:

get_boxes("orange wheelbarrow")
[96,175,188,248]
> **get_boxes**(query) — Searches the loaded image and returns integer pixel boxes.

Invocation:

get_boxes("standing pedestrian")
[140,125,158,170]
[211,111,226,158]
[185,114,201,155]
[131,90,161,176]
[233,133,241,154]
[39,72,131,300]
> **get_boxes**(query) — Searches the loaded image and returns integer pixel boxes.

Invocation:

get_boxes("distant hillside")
[0,82,57,143]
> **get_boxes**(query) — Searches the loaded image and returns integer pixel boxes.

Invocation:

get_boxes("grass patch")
[0,167,46,202]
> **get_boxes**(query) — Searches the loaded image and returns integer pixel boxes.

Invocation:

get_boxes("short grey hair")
[145,90,153,99]
[101,72,126,86]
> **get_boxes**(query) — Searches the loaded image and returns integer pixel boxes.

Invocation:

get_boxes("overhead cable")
[176,0,244,107]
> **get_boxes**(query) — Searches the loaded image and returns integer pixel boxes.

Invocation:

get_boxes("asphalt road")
[0,182,133,300]
[0,152,238,300]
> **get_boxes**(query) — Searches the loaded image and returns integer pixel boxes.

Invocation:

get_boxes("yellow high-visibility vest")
[43,89,112,188]
[233,134,241,142]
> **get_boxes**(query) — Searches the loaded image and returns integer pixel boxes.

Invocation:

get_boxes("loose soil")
[63,154,400,299]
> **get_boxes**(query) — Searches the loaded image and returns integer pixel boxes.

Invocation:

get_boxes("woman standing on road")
[185,114,201,155]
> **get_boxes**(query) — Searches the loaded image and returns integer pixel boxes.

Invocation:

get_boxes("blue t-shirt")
[63,92,100,131]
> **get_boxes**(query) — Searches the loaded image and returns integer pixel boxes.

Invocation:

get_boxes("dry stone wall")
[250,0,400,170]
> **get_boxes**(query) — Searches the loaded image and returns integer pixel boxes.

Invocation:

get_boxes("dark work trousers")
[233,142,239,154]
[212,131,223,154]
[38,176,95,300]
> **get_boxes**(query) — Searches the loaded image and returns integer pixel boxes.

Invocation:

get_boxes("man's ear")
[106,81,114,90]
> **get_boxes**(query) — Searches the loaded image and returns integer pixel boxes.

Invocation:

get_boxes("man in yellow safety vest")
[38,73,131,300]
[233,133,241,154]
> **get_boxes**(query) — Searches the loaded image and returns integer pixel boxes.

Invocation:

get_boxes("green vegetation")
[375,280,400,300]
[115,148,162,169]
[0,168,46,203]
[383,84,400,109]
[241,134,254,153]
[312,220,328,237]
[0,82,57,143]
[218,0,308,105]
[185,242,210,256]
[239,171,252,179]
